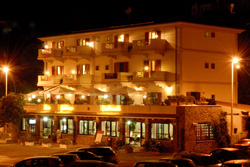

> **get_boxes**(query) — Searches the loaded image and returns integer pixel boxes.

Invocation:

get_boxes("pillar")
[73,116,78,144]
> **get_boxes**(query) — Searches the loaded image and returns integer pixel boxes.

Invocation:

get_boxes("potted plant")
[0,132,11,144]
[177,95,187,106]
[59,138,72,149]
[124,144,133,153]
[41,137,52,148]
[197,96,208,105]
[186,96,196,105]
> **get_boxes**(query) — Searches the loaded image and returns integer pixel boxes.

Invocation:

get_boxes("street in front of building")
[0,144,172,167]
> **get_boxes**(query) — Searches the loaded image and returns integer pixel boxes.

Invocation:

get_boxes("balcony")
[38,49,63,60]
[24,104,177,116]
[102,42,132,57]
[132,39,167,54]
[37,75,64,87]
[101,72,133,83]
[133,71,175,82]
[63,74,92,85]
[63,46,94,60]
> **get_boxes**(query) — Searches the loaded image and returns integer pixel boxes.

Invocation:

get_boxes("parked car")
[52,153,81,167]
[11,156,63,167]
[66,151,103,161]
[69,160,118,167]
[77,146,119,164]
[160,157,197,167]
[221,159,250,167]
[134,160,177,167]
[173,151,221,167]
[210,148,246,162]
[233,139,250,152]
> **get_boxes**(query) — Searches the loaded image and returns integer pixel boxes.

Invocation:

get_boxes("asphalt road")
[0,144,172,167]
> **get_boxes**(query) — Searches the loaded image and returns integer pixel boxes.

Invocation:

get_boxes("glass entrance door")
[125,121,145,146]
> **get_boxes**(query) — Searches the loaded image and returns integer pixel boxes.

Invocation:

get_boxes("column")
[73,116,78,144]
[145,118,150,142]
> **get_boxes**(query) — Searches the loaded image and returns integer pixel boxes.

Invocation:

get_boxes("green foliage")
[74,98,89,104]
[129,122,137,131]
[212,112,231,147]
[121,96,134,105]
[57,98,71,104]
[97,99,110,105]
[0,93,27,127]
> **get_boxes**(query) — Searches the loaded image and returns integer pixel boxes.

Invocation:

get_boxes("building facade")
[22,22,244,152]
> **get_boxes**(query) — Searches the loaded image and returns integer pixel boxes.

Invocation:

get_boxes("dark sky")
[0,1,194,36]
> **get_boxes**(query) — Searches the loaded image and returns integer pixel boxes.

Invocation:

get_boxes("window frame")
[59,118,74,134]
[101,120,118,137]
[196,123,214,141]
[79,120,96,135]
[151,122,173,140]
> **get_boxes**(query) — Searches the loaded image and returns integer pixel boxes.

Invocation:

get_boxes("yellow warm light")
[86,42,94,48]
[56,95,60,99]
[165,86,173,94]
[71,70,76,74]
[236,64,240,69]
[135,87,142,91]
[44,45,49,49]
[60,105,74,112]
[118,34,124,42]
[45,71,49,75]
[28,97,32,101]
[144,66,149,71]
[232,57,239,63]
[37,99,41,103]
[3,67,8,73]
[99,88,106,92]
[47,93,51,98]
[100,105,121,112]
[44,104,51,110]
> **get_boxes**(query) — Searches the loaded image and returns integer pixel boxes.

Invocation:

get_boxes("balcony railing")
[133,71,175,82]
[132,39,167,53]
[38,49,63,60]
[102,42,132,55]
[63,46,94,59]
[102,72,133,83]
[63,74,92,85]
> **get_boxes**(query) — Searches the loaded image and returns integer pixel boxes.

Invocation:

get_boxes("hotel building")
[23,22,244,152]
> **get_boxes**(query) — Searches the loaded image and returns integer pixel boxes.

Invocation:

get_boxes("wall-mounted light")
[81,95,85,99]
[144,66,149,71]
[56,95,60,99]
[104,94,108,99]
[71,70,76,74]
[43,117,48,122]
[143,95,147,99]
[32,95,36,99]
[37,99,41,103]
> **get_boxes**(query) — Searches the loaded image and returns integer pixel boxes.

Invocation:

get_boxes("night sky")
[0,0,250,104]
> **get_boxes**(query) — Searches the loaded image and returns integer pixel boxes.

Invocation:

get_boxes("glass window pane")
[106,121,111,136]
[142,123,145,139]
[111,121,116,137]
[79,120,83,134]
[68,119,74,134]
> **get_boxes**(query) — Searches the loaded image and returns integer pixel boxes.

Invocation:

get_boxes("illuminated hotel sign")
[60,105,74,112]
[44,104,51,110]
[100,105,121,112]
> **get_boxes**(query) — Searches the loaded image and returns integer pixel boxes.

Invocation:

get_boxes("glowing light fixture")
[104,94,108,99]
[144,66,149,71]
[32,95,36,99]
[43,117,48,122]
[71,70,76,74]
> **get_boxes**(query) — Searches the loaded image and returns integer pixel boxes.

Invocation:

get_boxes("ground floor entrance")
[125,121,145,146]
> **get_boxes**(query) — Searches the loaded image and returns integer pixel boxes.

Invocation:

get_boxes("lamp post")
[231,58,240,143]
[3,67,8,96]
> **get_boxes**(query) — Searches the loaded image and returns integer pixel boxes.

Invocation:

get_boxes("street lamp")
[231,57,240,143]
[3,67,8,96]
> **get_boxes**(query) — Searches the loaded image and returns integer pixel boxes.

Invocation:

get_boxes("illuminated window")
[77,64,90,74]
[118,34,124,42]
[144,60,161,71]
[59,118,74,134]
[196,123,214,140]
[205,31,209,37]
[79,120,96,135]
[21,118,36,133]
[52,66,64,75]
[151,123,173,140]
[57,41,64,49]
[101,121,119,137]
[43,117,53,136]
[77,38,90,46]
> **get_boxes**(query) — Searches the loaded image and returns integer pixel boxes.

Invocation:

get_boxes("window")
[77,64,90,74]
[205,31,209,37]
[52,66,64,75]
[144,60,161,71]
[211,32,215,38]
[77,38,90,46]
[43,117,53,136]
[95,66,99,71]
[57,41,64,49]
[94,36,100,42]
[114,62,129,72]
[105,65,109,70]
[79,120,96,135]
[205,63,209,69]
[59,118,74,134]
[101,121,119,137]
[196,123,214,140]
[21,118,36,132]
[151,123,173,140]
[145,31,161,45]
[211,63,215,69]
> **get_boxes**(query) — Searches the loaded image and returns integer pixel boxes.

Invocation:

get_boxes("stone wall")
[176,106,222,153]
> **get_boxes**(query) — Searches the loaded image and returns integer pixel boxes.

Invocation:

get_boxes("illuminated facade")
[23,22,244,152]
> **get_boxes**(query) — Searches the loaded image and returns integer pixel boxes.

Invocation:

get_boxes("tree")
[0,93,27,138]
[212,112,231,148]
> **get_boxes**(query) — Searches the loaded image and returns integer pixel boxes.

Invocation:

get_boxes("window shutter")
[77,39,80,46]
[52,42,55,48]
[60,66,64,75]
[156,31,161,39]
[145,32,149,45]
[114,35,118,48]
[124,34,129,42]
[124,62,129,72]
[60,41,64,48]
[77,65,81,74]
[155,60,161,71]
[114,63,118,73]
[52,66,55,75]
[85,64,90,74]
